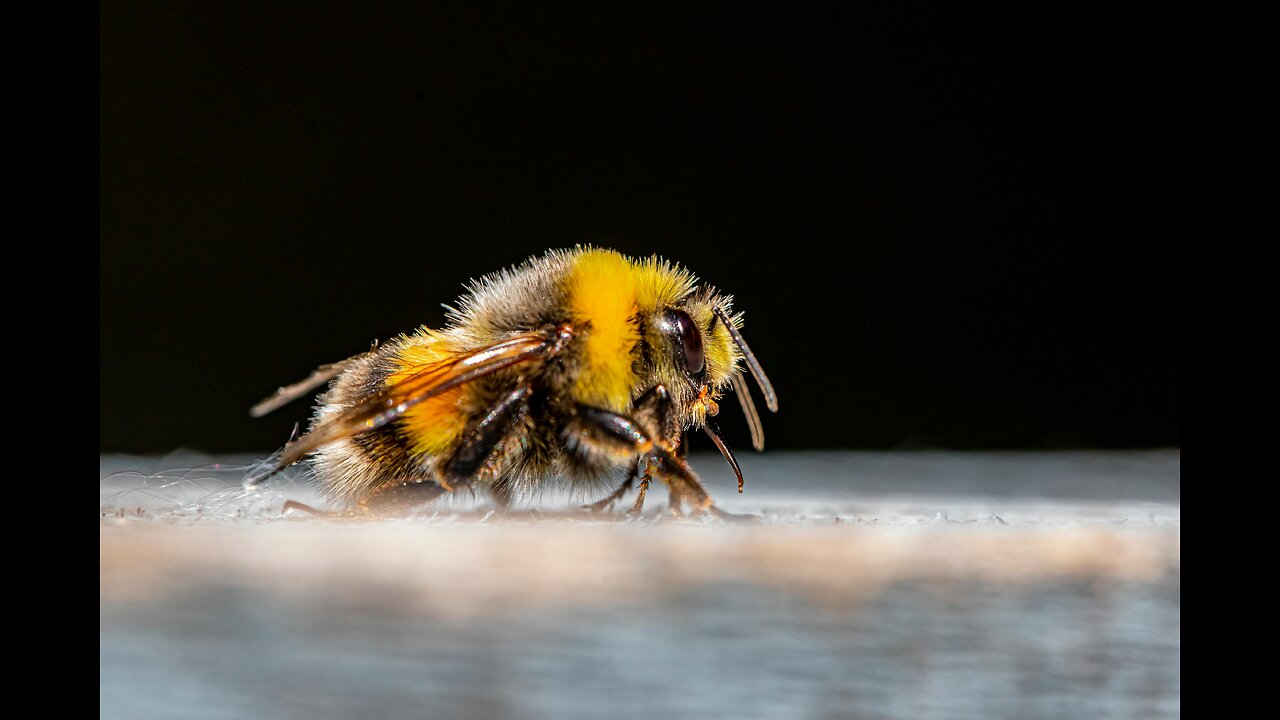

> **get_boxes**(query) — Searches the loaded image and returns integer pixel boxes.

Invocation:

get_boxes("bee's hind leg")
[281,499,337,517]
[359,480,449,515]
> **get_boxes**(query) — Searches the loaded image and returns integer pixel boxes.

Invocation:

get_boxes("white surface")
[101,450,1180,720]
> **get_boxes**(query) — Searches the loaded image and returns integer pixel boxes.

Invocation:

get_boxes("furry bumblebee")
[250,247,776,516]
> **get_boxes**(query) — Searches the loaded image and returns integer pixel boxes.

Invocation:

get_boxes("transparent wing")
[262,328,569,477]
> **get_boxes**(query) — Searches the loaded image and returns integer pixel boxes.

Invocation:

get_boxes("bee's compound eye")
[664,308,705,377]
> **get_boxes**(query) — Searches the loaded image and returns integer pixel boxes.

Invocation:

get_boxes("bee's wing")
[265,331,564,474]
[250,357,361,418]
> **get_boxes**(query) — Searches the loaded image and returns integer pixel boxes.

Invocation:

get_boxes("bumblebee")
[250,247,776,516]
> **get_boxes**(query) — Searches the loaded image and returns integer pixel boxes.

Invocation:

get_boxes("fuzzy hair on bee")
[249,247,777,516]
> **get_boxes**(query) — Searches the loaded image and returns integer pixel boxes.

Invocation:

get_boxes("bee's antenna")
[713,306,778,412]
[251,359,352,418]
[731,372,765,451]
[702,419,745,493]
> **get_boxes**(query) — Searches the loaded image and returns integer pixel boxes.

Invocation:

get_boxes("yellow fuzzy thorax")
[389,331,470,456]
[566,249,697,411]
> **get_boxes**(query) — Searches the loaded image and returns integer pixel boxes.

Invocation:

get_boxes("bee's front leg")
[628,385,691,515]
[570,397,717,517]
[584,384,676,514]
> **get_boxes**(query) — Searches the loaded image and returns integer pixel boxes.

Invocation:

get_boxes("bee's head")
[624,253,776,485]
[646,288,774,432]
[657,292,725,417]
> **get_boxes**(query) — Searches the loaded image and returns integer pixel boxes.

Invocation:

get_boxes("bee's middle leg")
[584,456,640,512]
[441,385,532,496]
[630,456,655,515]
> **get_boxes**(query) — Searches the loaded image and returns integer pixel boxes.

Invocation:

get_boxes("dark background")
[101,4,1180,454]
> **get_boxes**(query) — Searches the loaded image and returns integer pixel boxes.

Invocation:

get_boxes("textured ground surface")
[101,450,1179,720]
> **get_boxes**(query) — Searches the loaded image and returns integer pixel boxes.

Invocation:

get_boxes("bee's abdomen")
[309,341,453,501]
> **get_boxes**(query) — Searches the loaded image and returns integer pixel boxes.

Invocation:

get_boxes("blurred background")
[100,3,1179,455]
[101,4,1180,719]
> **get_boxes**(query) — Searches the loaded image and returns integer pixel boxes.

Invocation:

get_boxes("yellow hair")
[389,331,470,457]
[566,249,640,412]
[393,249,716,450]
[633,255,697,311]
